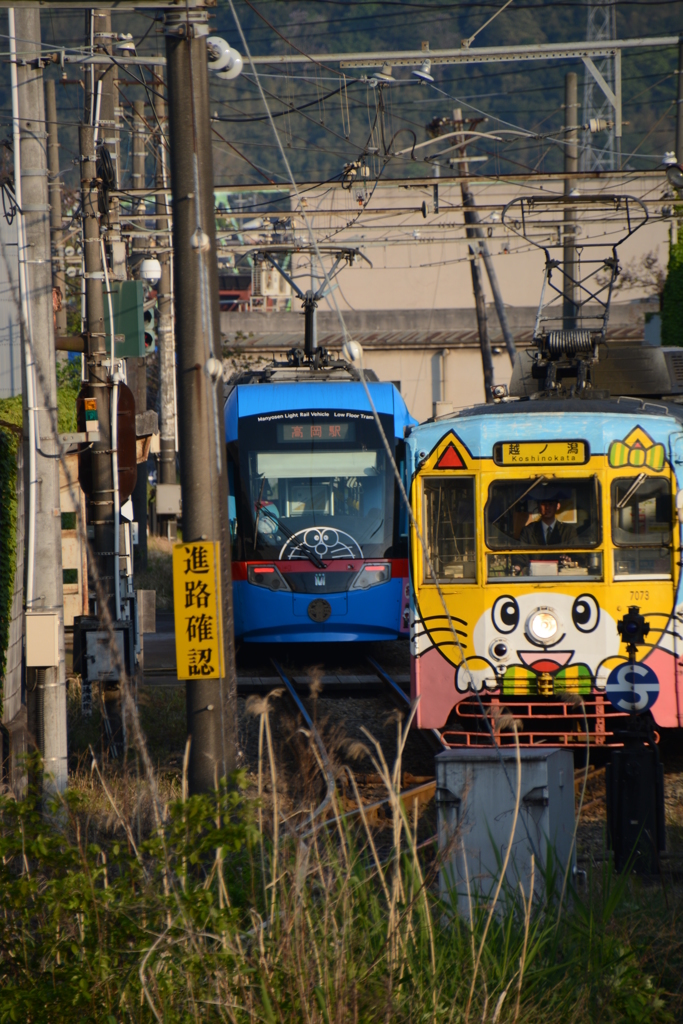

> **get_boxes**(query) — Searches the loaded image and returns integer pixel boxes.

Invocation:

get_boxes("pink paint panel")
[643,646,679,728]
[412,647,460,728]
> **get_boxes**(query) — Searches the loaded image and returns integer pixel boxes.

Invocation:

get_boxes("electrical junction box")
[156,483,182,515]
[25,611,60,667]
[435,748,575,914]
[73,616,135,684]
[102,280,146,358]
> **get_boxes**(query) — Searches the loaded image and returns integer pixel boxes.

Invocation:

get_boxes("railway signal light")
[617,605,650,659]
[143,296,157,354]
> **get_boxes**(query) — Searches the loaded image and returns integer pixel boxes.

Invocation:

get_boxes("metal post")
[45,79,66,339]
[563,72,579,330]
[677,37,683,164]
[155,78,177,538]
[15,9,67,792]
[165,6,237,791]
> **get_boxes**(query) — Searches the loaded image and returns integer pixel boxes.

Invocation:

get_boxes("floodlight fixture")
[662,151,678,167]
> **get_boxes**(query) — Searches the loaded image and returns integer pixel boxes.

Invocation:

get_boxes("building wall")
[361,346,514,423]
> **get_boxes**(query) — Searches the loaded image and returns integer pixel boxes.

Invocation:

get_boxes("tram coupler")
[606,607,665,875]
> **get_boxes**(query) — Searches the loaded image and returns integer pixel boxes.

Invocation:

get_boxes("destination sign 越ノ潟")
[494,440,588,465]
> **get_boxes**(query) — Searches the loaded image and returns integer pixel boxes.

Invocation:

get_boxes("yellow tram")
[406,402,683,747]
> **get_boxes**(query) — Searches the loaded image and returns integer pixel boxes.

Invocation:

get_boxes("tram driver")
[513,486,580,575]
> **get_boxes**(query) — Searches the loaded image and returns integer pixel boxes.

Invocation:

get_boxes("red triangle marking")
[435,443,465,469]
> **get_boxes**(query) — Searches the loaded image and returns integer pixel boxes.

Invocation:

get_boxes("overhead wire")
[226,1,549,840]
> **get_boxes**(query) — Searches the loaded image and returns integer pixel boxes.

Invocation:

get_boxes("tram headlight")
[527,609,559,645]
[247,565,291,592]
[350,562,391,590]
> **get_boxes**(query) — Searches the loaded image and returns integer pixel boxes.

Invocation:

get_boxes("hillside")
[0,2,680,187]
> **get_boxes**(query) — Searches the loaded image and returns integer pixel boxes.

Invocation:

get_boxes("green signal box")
[102,280,147,358]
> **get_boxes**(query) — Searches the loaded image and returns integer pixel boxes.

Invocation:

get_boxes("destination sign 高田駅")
[278,422,355,442]
[493,440,588,465]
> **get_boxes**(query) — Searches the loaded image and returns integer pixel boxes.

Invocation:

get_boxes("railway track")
[140,631,440,784]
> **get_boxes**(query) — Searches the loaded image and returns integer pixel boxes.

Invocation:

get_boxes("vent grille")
[668,351,683,384]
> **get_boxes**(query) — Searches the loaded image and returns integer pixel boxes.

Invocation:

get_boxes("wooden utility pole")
[165,5,237,791]
[13,8,67,791]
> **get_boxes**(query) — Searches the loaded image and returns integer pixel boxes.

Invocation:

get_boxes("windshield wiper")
[492,474,548,525]
[616,472,648,510]
[257,504,327,569]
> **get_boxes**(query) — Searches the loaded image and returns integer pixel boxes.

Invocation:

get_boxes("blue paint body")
[226,378,416,643]
[233,577,404,643]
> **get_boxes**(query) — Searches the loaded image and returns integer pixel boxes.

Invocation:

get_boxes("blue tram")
[225,365,416,643]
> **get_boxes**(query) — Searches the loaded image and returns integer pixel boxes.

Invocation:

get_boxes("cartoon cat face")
[461,591,620,694]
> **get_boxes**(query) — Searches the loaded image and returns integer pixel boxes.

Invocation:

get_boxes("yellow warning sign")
[172,541,224,680]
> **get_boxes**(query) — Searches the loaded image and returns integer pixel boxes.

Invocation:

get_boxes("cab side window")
[424,478,476,583]
[611,476,672,578]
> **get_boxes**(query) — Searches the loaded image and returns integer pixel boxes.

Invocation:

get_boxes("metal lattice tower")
[581,0,618,171]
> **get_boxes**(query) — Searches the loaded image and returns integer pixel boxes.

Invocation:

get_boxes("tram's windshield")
[233,412,396,561]
[485,476,601,581]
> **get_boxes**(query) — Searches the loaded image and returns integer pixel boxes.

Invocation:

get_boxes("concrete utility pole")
[563,72,579,330]
[460,184,516,366]
[14,8,67,791]
[95,11,125,280]
[45,79,66,339]
[430,109,516,366]
[454,109,495,401]
[132,98,146,271]
[469,245,493,395]
[79,122,115,623]
[128,98,149,564]
[154,79,177,539]
[165,6,237,791]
